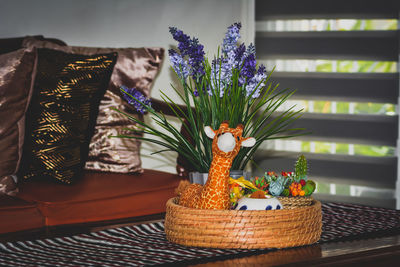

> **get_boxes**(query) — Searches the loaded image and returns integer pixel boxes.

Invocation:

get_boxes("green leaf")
[112,43,305,173]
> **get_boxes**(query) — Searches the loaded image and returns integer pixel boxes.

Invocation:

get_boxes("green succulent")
[304,180,316,196]
[295,155,308,180]
[269,177,285,196]
[282,188,290,197]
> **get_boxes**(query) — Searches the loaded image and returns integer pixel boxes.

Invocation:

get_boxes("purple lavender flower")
[220,52,235,83]
[187,39,205,77]
[241,53,256,79]
[169,23,265,100]
[246,43,256,57]
[169,27,205,78]
[222,22,241,55]
[169,49,190,80]
[257,64,266,76]
[211,55,234,97]
[238,43,257,83]
[169,27,191,56]
[120,86,151,114]
[245,65,267,98]
[234,43,246,63]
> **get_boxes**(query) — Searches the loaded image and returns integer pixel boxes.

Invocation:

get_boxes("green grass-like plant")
[113,24,305,173]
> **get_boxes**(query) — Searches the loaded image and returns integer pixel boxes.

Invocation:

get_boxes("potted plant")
[114,23,303,178]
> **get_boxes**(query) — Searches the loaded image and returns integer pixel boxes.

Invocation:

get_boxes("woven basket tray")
[165,197,322,249]
[277,196,314,209]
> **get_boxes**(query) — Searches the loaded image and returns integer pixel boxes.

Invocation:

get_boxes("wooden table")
[1,203,400,266]
[189,234,400,266]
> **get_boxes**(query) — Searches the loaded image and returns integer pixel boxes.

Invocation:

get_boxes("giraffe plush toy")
[178,122,256,210]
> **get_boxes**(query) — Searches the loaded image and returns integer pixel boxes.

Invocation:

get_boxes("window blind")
[254,0,400,208]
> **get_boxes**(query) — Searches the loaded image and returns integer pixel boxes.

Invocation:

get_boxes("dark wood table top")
[189,234,400,266]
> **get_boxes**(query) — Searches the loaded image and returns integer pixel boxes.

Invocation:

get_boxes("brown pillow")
[18,48,117,184]
[22,36,72,53]
[23,37,165,174]
[0,35,67,55]
[70,46,164,174]
[0,48,37,195]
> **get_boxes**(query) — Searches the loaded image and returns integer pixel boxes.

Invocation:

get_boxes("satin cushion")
[18,48,117,184]
[21,36,71,53]
[70,46,164,174]
[0,48,37,196]
[23,37,165,174]
[0,35,67,55]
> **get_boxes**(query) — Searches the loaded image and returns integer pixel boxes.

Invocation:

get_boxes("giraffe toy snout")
[217,132,236,152]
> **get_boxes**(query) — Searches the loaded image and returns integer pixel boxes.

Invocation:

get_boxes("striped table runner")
[1,202,400,266]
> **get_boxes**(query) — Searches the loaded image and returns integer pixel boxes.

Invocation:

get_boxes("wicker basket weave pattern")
[277,196,314,208]
[165,197,322,249]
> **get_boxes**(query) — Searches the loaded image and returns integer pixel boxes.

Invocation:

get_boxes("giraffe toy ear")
[204,126,216,139]
[241,137,256,147]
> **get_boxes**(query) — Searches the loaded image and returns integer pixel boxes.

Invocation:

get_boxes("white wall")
[0,0,255,173]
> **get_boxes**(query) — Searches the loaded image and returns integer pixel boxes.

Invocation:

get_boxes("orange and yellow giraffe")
[178,122,256,210]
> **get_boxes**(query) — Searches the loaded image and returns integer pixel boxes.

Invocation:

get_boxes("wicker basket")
[277,196,314,209]
[165,197,322,249]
